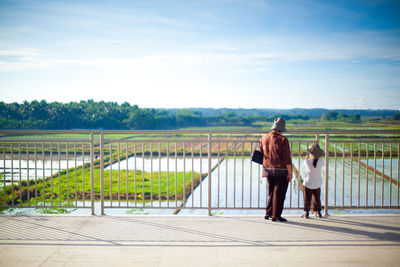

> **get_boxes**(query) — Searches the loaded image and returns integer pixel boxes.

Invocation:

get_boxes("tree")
[324,111,339,121]
[124,108,156,129]
[392,113,400,120]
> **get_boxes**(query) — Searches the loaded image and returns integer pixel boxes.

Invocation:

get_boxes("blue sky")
[0,0,399,109]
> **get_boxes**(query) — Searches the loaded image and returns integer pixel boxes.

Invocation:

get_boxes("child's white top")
[303,158,324,189]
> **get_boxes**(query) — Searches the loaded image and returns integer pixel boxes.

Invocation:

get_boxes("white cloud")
[226,67,269,74]
[2,28,400,72]
[0,46,398,73]
[184,43,237,51]
[0,49,42,57]
[353,96,366,109]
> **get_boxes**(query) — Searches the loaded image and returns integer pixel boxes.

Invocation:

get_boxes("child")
[302,143,324,218]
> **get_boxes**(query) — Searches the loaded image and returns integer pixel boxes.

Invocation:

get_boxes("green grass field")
[1,167,201,207]
[1,119,399,140]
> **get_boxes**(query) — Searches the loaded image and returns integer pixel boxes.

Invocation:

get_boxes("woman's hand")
[287,173,292,182]
[286,164,292,182]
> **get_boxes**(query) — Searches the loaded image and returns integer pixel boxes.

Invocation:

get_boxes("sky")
[0,0,399,110]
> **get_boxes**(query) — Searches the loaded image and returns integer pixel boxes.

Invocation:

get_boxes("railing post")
[100,132,105,215]
[324,132,329,216]
[208,132,212,216]
[90,132,95,215]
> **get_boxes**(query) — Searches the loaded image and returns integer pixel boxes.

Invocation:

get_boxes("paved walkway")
[0,214,399,266]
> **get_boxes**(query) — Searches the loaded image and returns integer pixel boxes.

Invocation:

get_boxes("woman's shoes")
[316,211,323,218]
[264,215,270,220]
[301,211,309,219]
[272,217,287,222]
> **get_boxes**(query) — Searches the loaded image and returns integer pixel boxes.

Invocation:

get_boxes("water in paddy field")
[0,155,90,183]
[105,156,221,173]
[361,158,399,177]
[180,157,269,215]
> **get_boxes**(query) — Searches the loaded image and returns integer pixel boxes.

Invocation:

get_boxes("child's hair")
[312,158,318,168]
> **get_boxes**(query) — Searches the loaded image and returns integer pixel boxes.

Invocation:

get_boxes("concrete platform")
[0,214,399,266]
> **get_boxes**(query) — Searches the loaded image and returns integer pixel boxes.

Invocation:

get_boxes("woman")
[302,143,324,218]
[260,118,292,222]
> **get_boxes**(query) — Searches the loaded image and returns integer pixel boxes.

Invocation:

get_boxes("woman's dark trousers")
[266,173,289,219]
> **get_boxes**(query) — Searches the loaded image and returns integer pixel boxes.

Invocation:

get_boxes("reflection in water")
[105,156,220,173]
[0,156,90,181]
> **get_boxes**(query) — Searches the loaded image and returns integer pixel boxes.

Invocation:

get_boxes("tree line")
[320,111,361,123]
[2,100,396,130]
[0,100,303,130]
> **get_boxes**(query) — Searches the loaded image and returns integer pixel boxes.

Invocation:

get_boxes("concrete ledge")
[0,214,399,266]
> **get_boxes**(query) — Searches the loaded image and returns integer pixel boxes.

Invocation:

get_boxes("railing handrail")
[1,129,400,135]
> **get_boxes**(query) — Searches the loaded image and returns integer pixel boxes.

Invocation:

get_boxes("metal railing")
[0,130,399,215]
[0,132,95,214]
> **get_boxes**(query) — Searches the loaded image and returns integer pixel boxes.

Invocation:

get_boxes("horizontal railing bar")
[1,206,92,209]
[106,139,211,143]
[105,140,241,144]
[103,206,399,210]
[1,138,398,144]
[0,130,99,134]
[103,206,268,210]
[327,206,400,210]
[105,139,258,143]
[1,129,400,135]
[109,208,268,210]
[217,139,317,143]
[0,139,91,142]
[103,139,329,143]
[103,206,209,209]
[102,130,400,135]
[330,140,400,143]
